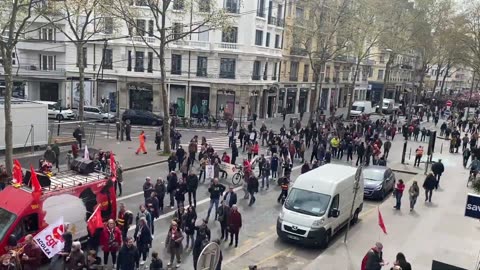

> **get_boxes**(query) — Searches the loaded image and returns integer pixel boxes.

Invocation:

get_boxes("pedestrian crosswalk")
[180,136,239,152]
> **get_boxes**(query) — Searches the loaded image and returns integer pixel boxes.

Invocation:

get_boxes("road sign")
[446,100,452,107]
[465,193,480,219]
[196,242,221,270]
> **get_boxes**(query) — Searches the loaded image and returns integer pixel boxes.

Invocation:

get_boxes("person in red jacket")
[21,234,42,270]
[228,205,242,248]
[100,219,122,267]
[252,141,259,158]
[394,179,405,210]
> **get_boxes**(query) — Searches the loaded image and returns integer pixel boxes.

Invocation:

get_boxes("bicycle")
[232,164,244,186]
[468,170,478,187]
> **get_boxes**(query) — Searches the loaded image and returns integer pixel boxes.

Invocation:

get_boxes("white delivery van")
[277,164,364,247]
[350,101,373,118]
[377,99,395,114]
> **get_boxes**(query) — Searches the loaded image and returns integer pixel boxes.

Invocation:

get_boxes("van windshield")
[351,106,365,112]
[0,208,16,243]
[284,188,331,217]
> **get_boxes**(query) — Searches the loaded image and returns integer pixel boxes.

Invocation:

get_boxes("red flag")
[87,205,103,235]
[110,153,117,182]
[12,159,23,185]
[29,165,42,201]
[378,207,387,234]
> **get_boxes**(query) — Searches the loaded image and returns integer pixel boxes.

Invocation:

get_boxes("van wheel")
[321,230,331,249]
[351,209,360,225]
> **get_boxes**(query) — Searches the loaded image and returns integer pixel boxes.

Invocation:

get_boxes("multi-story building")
[425,65,473,95]
[1,0,285,120]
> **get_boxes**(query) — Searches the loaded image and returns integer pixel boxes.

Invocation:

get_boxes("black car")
[122,109,163,126]
[363,166,396,200]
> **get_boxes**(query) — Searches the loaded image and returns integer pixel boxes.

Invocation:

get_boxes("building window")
[135,51,144,72]
[255,30,263,46]
[265,33,270,47]
[199,0,210,12]
[76,47,87,67]
[197,56,208,77]
[135,0,148,6]
[127,50,132,71]
[303,64,309,82]
[325,66,331,82]
[40,55,56,70]
[40,28,55,41]
[257,0,265,17]
[103,49,113,69]
[148,20,154,37]
[103,17,114,34]
[272,62,278,80]
[263,62,268,80]
[222,27,237,43]
[198,26,209,41]
[377,69,384,80]
[136,19,146,36]
[147,52,153,73]
[295,7,304,19]
[368,67,373,77]
[252,61,261,80]
[379,55,385,64]
[224,0,239,13]
[173,23,183,40]
[173,0,184,10]
[289,61,299,81]
[274,34,280,48]
[220,58,236,79]
[171,54,182,75]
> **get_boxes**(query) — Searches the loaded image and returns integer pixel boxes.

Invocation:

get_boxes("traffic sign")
[196,242,221,270]
[446,100,452,107]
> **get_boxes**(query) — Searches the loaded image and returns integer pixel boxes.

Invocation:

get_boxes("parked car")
[122,109,163,126]
[75,106,115,122]
[35,101,76,120]
[363,166,396,200]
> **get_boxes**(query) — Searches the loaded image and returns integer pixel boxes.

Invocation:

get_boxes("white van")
[350,101,373,118]
[378,99,395,114]
[35,101,76,120]
[276,164,364,247]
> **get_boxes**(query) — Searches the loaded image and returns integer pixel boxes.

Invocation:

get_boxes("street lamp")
[240,106,245,127]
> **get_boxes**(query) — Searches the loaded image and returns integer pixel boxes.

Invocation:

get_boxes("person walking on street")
[145,192,159,234]
[218,201,230,241]
[167,172,178,209]
[247,175,259,206]
[155,129,162,151]
[414,146,424,167]
[408,181,420,211]
[423,173,436,203]
[149,251,163,270]
[261,160,271,190]
[192,219,211,270]
[66,241,85,270]
[393,179,405,210]
[117,236,140,270]
[223,186,237,208]
[356,142,365,166]
[73,125,82,149]
[183,206,197,250]
[165,221,184,268]
[174,178,187,209]
[187,171,199,208]
[116,163,123,196]
[135,130,147,155]
[206,178,226,222]
[431,159,445,189]
[125,122,132,141]
[228,205,242,248]
[52,140,60,170]
[143,177,154,203]
[383,139,391,159]
[116,203,133,240]
[100,219,122,268]
[21,234,42,270]
[168,153,177,172]
[134,217,152,266]
[363,242,384,270]
[154,178,166,213]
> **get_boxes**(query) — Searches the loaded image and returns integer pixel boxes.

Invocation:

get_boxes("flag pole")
[87,205,100,222]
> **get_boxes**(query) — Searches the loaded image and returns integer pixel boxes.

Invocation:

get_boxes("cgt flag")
[29,165,42,201]
[12,159,23,185]
[87,205,103,235]
[378,207,387,234]
[33,217,65,258]
[110,152,117,181]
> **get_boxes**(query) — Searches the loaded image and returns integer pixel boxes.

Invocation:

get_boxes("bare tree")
[291,0,351,120]
[40,0,114,122]
[0,0,37,173]
[112,0,230,153]
[462,2,480,83]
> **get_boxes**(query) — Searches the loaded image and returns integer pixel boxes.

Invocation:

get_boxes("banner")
[219,163,236,175]
[465,193,480,219]
[34,217,65,258]
[205,165,214,179]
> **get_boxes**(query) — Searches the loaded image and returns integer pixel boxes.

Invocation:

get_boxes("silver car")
[82,106,115,122]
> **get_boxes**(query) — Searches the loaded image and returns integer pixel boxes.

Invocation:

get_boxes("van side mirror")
[330,208,340,218]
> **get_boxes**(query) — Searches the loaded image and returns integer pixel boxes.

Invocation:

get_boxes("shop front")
[248,90,260,119]
[170,84,186,117]
[191,86,210,119]
[286,88,296,114]
[97,80,117,112]
[262,86,277,118]
[216,89,235,120]
[278,88,285,114]
[319,88,329,111]
[299,88,309,113]
[69,80,94,108]
[128,82,153,111]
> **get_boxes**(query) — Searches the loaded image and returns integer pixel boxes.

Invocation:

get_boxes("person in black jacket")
[192,220,211,270]
[187,171,199,208]
[231,141,239,165]
[223,186,237,208]
[149,251,163,270]
[154,178,166,213]
[431,159,445,189]
[356,142,365,166]
[217,201,230,240]
[134,218,152,266]
[116,237,139,270]
[364,242,384,270]
[390,252,411,270]
[167,172,178,209]
[247,175,259,206]
[423,172,436,203]
[206,178,226,222]
[175,178,187,209]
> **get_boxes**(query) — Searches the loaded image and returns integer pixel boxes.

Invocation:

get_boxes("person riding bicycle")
[277,176,290,203]
[469,156,480,179]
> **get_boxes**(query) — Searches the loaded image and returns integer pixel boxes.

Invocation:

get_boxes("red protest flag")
[12,159,23,185]
[29,165,42,201]
[87,205,103,235]
[378,207,387,235]
[110,153,117,181]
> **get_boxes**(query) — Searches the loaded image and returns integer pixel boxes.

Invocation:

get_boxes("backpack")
[361,249,372,270]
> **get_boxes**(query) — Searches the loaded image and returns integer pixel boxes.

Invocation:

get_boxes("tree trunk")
[77,43,85,122]
[160,3,171,154]
[417,64,427,104]
[431,63,442,97]
[309,74,319,121]
[379,53,394,115]
[439,64,450,97]
[2,47,14,174]
[346,60,361,118]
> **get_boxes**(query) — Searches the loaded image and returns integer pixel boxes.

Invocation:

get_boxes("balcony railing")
[257,10,265,17]
[268,16,276,25]
[277,18,284,27]
[290,47,308,56]
[214,42,242,50]
[220,72,235,79]
[172,40,210,49]
[132,36,156,43]
[252,74,261,80]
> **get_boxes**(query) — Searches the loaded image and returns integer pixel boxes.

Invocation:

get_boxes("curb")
[175,128,227,134]
[122,159,168,172]
[391,168,419,175]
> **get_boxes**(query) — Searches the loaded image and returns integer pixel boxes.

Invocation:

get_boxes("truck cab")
[0,170,116,255]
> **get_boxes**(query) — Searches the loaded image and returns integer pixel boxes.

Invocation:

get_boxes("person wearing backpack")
[361,242,384,270]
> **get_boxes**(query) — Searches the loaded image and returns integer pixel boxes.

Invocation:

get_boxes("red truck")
[0,169,117,255]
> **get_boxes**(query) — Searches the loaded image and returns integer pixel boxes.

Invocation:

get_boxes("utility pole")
[344,165,362,243]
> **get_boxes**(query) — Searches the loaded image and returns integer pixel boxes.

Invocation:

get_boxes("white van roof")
[293,164,357,194]
[35,100,57,105]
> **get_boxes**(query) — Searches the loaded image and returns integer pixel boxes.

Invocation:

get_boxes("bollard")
[440,143,443,154]
[401,141,407,164]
